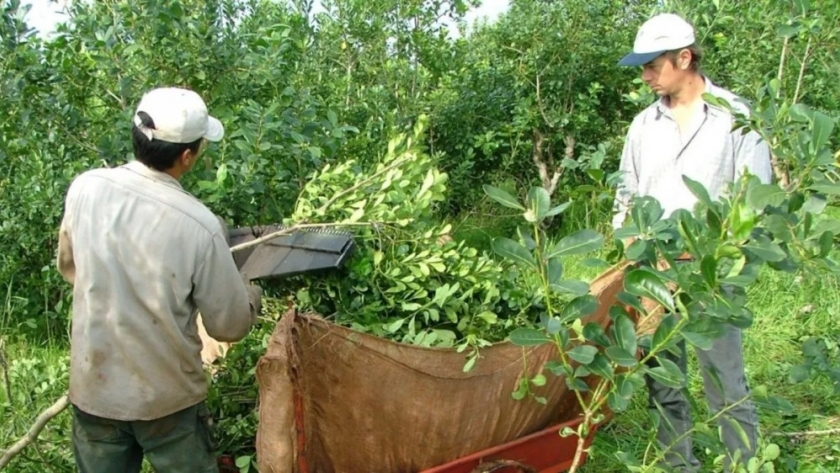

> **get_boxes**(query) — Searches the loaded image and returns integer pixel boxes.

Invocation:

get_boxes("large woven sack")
[253,263,629,473]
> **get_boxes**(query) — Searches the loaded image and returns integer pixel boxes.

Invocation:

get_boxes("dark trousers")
[71,401,219,473]
[645,324,759,472]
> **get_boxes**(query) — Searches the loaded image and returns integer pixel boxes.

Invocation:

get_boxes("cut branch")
[770,428,840,439]
[0,395,70,470]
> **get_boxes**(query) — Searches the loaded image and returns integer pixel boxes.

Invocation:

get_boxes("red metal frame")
[419,417,597,473]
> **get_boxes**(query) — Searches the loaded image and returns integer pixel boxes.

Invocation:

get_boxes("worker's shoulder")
[626,101,660,131]
[704,81,752,117]
[69,166,222,239]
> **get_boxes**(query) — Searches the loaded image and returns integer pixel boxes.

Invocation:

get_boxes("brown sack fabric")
[255,263,629,473]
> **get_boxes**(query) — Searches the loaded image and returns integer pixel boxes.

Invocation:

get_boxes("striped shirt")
[612,77,773,229]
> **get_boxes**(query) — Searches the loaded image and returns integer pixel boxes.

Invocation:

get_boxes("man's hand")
[245,282,263,325]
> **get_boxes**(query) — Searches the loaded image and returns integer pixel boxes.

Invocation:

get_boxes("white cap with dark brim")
[618,13,696,67]
[133,87,225,144]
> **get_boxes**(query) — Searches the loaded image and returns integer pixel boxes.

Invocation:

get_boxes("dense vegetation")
[1,0,839,472]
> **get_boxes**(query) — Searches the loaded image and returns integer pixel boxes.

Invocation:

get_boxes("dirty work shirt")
[612,77,773,229]
[57,160,254,421]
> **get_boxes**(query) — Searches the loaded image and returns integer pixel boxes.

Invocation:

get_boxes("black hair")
[131,111,203,172]
[665,43,703,72]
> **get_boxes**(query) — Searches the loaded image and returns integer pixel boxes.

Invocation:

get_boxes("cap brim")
[618,50,666,67]
[204,116,224,142]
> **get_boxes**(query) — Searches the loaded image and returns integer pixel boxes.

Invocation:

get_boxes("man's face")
[640,53,687,96]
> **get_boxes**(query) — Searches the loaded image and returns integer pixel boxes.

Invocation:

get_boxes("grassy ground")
[581,265,840,473]
[1,205,838,472]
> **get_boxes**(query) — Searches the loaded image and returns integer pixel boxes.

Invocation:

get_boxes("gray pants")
[644,322,759,472]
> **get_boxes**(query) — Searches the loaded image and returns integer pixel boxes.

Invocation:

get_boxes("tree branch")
[0,395,70,470]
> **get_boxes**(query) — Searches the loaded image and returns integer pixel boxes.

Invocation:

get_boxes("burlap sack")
[253,263,630,473]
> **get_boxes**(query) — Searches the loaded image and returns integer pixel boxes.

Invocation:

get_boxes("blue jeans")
[644,322,760,472]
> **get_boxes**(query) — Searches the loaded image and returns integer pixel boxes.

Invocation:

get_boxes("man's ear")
[178,148,193,169]
[678,48,692,70]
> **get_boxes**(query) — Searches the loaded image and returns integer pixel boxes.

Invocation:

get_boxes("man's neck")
[667,73,705,108]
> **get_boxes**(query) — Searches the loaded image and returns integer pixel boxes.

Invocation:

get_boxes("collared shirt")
[57,160,254,421]
[612,77,773,229]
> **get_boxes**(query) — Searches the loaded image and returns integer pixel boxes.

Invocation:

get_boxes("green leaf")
[789,103,812,122]
[546,257,563,284]
[647,358,685,388]
[742,237,786,262]
[560,294,599,323]
[776,23,802,38]
[527,187,551,222]
[236,455,252,469]
[612,313,637,355]
[545,361,565,376]
[327,109,338,126]
[550,280,590,297]
[492,238,536,269]
[483,185,524,210]
[624,269,675,312]
[700,255,717,288]
[384,318,405,333]
[539,314,562,335]
[548,230,605,258]
[567,345,598,364]
[819,231,834,258]
[802,194,827,214]
[809,183,840,195]
[606,346,638,367]
[531,373,547,387]
[707,208,723,235]
[583,322,611,347]
[652,313,677,351]
[682,176,713,207]
[626,239,648,260]
[508,328,550,346]
[765,215,792,242]
[747,184,786,210]
[811,111,835,154]
[545,201,572,217]
[788,364,810,384]
[607,391,629,413]
[588,353,614,380]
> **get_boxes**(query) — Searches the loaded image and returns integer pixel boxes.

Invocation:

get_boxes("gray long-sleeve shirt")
[57,160,256,421]
[612,77,773,229]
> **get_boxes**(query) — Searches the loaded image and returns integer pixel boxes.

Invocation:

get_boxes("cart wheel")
[469,459,538,473]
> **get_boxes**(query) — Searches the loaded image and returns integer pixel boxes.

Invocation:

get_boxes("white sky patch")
[22,0,509,40]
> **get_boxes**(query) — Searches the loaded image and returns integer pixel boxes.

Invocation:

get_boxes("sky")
[20,0,511,40]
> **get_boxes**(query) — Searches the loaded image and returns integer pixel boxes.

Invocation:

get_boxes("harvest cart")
[209,226,627,473]
[419,417,603,473]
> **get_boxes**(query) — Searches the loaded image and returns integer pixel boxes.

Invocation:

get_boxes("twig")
[776,36,789,89]
[770,428,840,439]
[230,222,375,254]
[793,36,813,104]
[0,339,10,406]
[532,130,563,196]
[313,156,413,216]
[0,395,70,470]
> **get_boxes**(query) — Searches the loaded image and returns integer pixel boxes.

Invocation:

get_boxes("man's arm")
[57,216,76,285]
[733,125,773,185]
[192,232,261,343]
[612,117,642,232]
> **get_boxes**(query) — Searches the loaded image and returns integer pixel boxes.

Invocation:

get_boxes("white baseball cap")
[133,87,224,143]
[618,13,696,67]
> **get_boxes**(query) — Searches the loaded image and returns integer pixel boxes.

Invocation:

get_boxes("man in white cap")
[612,13,772,473]
[57,87,261,472]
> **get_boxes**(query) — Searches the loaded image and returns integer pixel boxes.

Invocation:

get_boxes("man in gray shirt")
[612,13,773,473]
[58,87,262,472]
